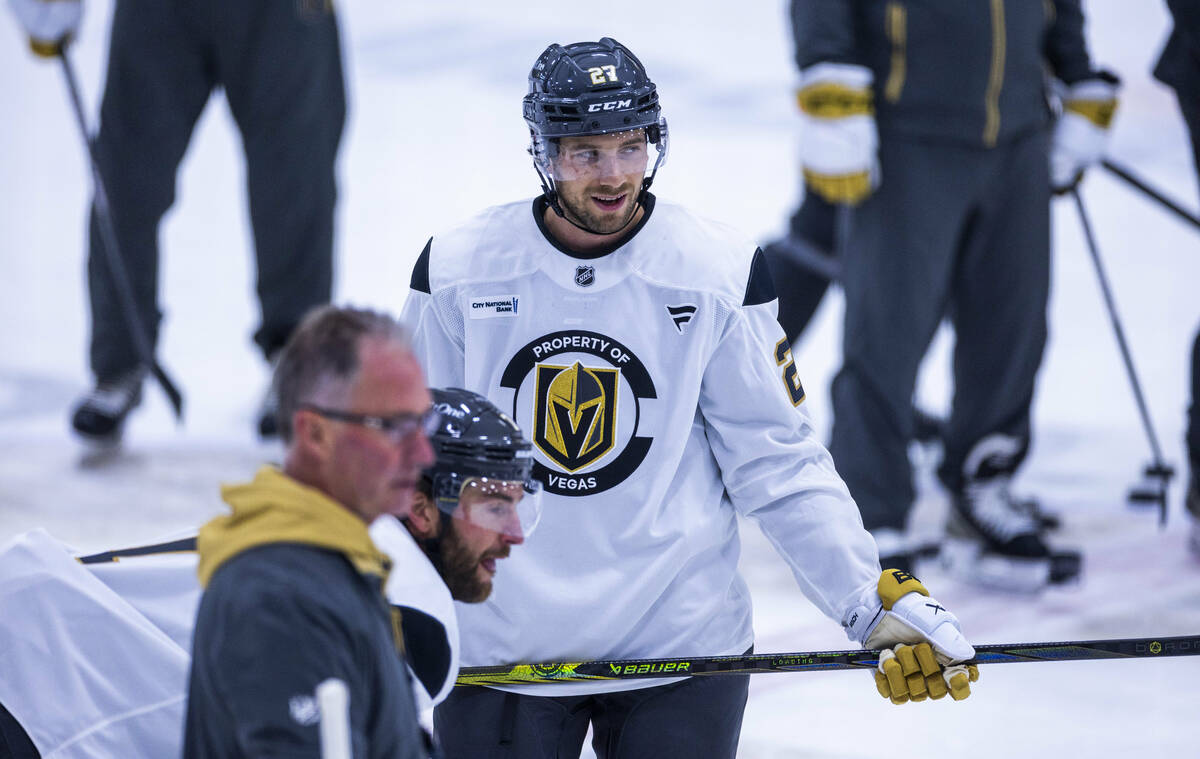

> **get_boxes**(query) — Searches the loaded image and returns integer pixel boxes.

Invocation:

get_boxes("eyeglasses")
[299,403,441,444]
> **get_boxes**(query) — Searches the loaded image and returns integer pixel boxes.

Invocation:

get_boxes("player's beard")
[438,526,510,603]
[558,181,640,235]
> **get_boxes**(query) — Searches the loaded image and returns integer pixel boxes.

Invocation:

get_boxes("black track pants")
[434,670,750,759]
[88,0,344,379]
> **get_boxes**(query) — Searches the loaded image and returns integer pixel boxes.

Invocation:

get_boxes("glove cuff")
[841,577,886,643]
[842,599,883,644]
[797,62,874,118]
[30,38,63,57]
[1061,74,1120,129]
[842,568,931,642]
[876,568,929,610]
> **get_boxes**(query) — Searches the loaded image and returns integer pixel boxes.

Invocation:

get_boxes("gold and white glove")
[796,62,879,205]
[844,569,979,704]
[7,0,81,57]
[1051,72,1120,194]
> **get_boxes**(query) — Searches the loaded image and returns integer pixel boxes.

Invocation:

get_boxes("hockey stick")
[1101,159,1200,233]
[455,634,1200,686]
[1071,188,1173,524]
[768,232,842,282]
[58,49,184,420]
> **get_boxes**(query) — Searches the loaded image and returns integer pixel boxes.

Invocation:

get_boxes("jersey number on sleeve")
[774,338,806,406]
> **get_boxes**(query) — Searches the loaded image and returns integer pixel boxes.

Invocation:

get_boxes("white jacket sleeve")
[699,294,880,629]
[0,530,189,759]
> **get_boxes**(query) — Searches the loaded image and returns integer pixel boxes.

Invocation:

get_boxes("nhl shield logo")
[574,265,595,287]
[533,361,618,472]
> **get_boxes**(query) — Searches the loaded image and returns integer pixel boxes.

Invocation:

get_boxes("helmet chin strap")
[534,145,665,238]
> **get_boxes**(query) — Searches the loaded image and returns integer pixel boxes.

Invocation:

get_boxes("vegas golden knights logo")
[533,361,619,472]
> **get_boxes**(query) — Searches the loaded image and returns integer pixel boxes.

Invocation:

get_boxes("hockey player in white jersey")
[0,386,539,758]
[400,37,981,759]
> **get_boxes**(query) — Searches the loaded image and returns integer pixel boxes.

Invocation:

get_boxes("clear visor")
[434,474,543,540]
[534,119,669,183]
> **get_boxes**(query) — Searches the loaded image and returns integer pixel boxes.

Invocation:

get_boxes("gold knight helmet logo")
[534,361,619,472]
[500,329,658,496]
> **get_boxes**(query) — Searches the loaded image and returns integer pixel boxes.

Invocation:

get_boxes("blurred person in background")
[787,0,1118,590]
[6,0,345,444]
[1152,0,1200,554]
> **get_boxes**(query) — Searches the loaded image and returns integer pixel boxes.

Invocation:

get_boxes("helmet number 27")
[774,338,806,407]
[588,65,619,85]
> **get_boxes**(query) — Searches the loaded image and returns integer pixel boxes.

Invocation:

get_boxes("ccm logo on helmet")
[587,99,632,112]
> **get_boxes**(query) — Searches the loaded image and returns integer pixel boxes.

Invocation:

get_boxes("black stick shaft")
[1071,189,1167,471]
[456,634,1200,686]
[58,51,184,420]
[770,233,841,282]
[1101,159,1200,232]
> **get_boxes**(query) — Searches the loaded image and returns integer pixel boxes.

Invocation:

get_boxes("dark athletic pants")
[88,0,345,380]
[829,128,1051,531]
[434,670,750,759]
[1176,92,1200,469]
[763,192,838,343]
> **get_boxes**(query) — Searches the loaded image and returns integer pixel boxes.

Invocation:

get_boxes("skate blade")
[72,425,127,467]
[939,538,1056,593]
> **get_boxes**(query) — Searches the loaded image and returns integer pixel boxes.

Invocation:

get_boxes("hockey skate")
[912,413,1061,531]
[941,479,1081,592]
[1011,494,1062,532]
[911,406,944,446]
[939,437,1082,592]
[70,369,145,446]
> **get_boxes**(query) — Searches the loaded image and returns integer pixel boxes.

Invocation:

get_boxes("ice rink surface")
[2,2,1199,757]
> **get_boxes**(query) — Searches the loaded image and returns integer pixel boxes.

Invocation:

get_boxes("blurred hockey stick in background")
[766,231,841,282]
[456,634,1200,686]
[1102,159,1200,233]
[57,48,184,420]
[1071,188,1173,524]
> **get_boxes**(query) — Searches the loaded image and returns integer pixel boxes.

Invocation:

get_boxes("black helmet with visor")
[523,37,669,216]
[424,387,542,539]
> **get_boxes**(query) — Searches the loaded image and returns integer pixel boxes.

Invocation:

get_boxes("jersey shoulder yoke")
[633,200,769,306]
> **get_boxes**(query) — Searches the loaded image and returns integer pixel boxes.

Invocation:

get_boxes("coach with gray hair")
[184,305,437,758]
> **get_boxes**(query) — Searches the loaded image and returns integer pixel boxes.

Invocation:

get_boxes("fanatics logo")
[468,295,520,319]
[665,304,697,332]
[574,266,595,287]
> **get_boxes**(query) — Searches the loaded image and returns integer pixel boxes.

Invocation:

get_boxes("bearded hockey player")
[0,387,538,758]
[400,37,980,758]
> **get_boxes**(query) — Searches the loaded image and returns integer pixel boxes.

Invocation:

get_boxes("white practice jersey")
[0,520,457,758]
[400,195,882,695]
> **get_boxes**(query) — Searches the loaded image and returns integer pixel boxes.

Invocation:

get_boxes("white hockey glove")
[843,569,979,704]
[7,0,80,57]
[1050,72,1120,195]
[796,62,879,205]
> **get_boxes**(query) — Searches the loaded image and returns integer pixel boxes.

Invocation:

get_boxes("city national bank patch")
[469,295,520,318]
